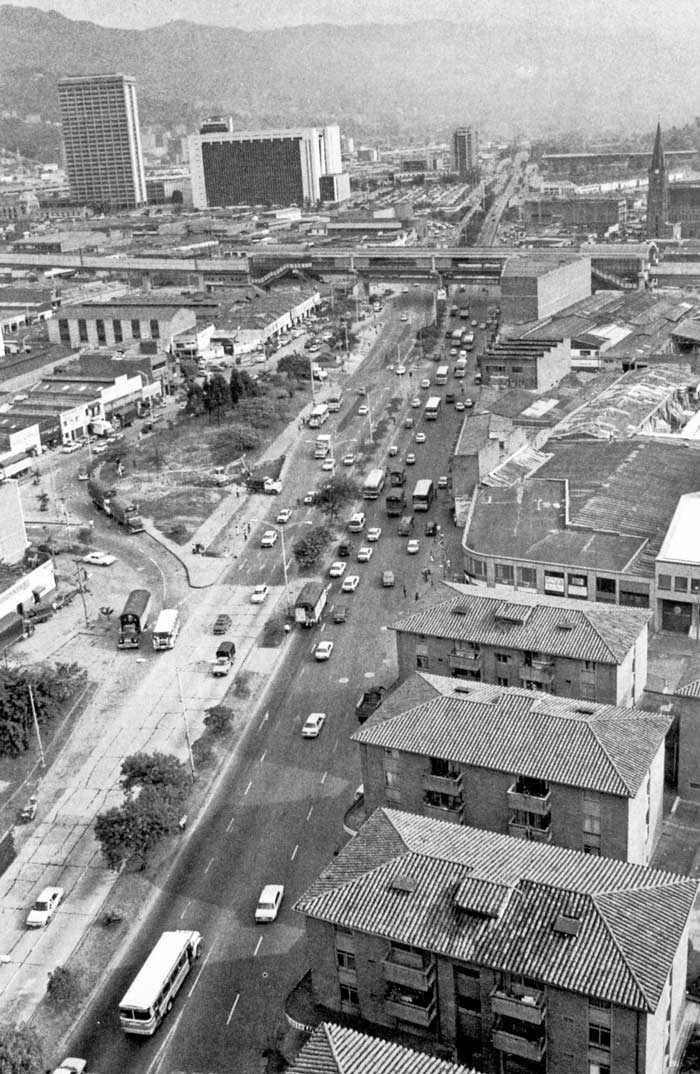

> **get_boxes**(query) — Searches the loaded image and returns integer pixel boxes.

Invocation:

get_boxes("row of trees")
[291,475,362,568]
[183,367,262,422]
[0,663,87,758]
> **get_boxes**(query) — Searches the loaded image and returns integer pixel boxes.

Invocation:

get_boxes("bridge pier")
[140,272,152,292]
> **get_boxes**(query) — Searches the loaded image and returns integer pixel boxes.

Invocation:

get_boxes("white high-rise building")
[58,73,147,210]
[453,126,480,178]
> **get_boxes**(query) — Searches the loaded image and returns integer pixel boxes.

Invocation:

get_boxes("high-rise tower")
[58,73,146,210]
[453,126,480,180]
[646,121,669,239]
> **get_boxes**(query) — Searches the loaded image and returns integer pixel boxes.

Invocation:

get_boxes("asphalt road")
[62,287,476,1074]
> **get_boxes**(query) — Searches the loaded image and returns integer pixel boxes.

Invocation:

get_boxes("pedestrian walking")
[415,591,419,601]
[403,584,407,598]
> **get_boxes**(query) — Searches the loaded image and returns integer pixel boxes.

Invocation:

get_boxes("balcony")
[518,660,553,685]
[382,953,436,991]
[449,649,481,672]
[385,995,437,1028]
[492,1028,546,1062]
[491,987,546,1025]
[423,800,463,822]
[507,785,551,815]
[423,771,462,796]
[508,818,552,844]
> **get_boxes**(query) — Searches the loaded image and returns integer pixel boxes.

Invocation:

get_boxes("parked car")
[26,886,64,928]
[388,445,399,456]
[438,475,448,489]
[406,453,416,465]
[358,405,369,416]
[213,613,232,635]
[395,365,407,375]
[421,378,431,389]
[302,712,327,738]
[260,530,278,547]
[83,552,116,566]
[255,884,284,922]
[425,520,438,537]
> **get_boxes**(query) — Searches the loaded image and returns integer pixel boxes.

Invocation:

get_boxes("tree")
[235,397,279,429]
[120,751,190,805]
[46,965,79,1007]
[0,664,87,758]
[203,704,234,735]
[204,373,230,424]
[186,381,205,415]
[292,525,333,569]
[95,786,181,871]
[0,719,25,757]
[277,353,311,380]
[0,1026,44,1074]
[315,475,361,522]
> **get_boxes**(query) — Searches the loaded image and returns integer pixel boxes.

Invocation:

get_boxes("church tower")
[647,121,669,239]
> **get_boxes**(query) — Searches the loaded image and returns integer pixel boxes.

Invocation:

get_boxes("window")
[467,556,486,579]
[96,318,106,343]
[589,1065,610,1074]
[150,319,160,339]
[58,318,70,344]
[692,579,700,595]
[495,563,514,585]
[674,576,689,593]
[339,983,359,1008]
[336,949,356,971]
[497,676,509,687]
[424,789,461,812]
[78,318,88,343]
[429,756,460,779]
[131,319,141,339]
[416,652,429,670]
[384,751,401,803]
[518,566,537,588]
[496,653,510,664]
[657,574,672,591]
[583,792,601,837]
[457,992,481,1012]
[588,998,611,1051]
[113,318,123,343]
[583,660,596,671]
[589,1023,611,1050]
[596,577,616,602]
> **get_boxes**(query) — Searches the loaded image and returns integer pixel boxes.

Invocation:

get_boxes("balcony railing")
[449,650,481,671]
[508,818,552,843]
[518,661,553,684]
[382,953,436,991]
[492,1028,546,1062]
[507,785,551,815]
[385,995,437,1028]
[423,801,463,822]
[423,771,462,795]
[490,987,546,1025]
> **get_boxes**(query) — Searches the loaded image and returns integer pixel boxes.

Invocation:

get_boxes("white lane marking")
[291,844,299,861]
[226,993,240,1025]
[256,711,269,733]
[332,738,339,753]
[226,815,235,833]
[306,805,314,821]
[179,900,191,920]
[321,771,327,785]
[254,935,263,957]
[204,857,215,874]
[188,943,215,997]
[259,750,266,764]
[244,780,252,795]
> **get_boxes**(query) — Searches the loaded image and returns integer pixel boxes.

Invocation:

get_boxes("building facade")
[296,808,697,1073]
[49,302,195,350]
[353,675,669,864]
[58,74,147,210]
[479,338,572,391]
[646,123,670,241]
[453,127,480,179]
[392,584,650,706]
[188,124,348,209]
[500,256,591,324]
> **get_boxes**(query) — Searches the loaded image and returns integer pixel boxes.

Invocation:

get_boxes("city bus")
[308,403,329,428]
[412,479,435,512]
[152,609,181,651]
[118,930,203,1036]
[435,365,449,385]
[362,467,387,500]
[327,390,343,413]
[425,396,441,420]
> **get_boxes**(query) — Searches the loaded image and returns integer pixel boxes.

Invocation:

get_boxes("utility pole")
[176,669,196,779]
[28,685,46,769]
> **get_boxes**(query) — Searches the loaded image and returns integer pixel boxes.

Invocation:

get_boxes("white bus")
[152,609,180,651]
[362,467,387,500]
[412,479,435,512]
[308,403,329,428]
[119,930,203,1035]
[327,391,343,412]
[425,396,441,420]
[435,365,449,385]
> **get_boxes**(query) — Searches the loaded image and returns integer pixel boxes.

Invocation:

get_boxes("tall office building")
[58,73,147,210]
[188,123,349,208]
[453,126,480,180]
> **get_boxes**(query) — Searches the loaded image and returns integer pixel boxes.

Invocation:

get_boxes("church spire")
[650,120,665,174]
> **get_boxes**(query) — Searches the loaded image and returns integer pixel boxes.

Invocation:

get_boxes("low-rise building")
[296,808,697,1073]
[289,1023,482,1074]
[391,584,650,706]
[500,254,591,325]
[353,674,670,864]
[48,300,196,350]
[479,337,571,392]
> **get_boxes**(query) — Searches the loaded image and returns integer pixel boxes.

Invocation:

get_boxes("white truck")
[91,418,114,437]
[294,582,329,627]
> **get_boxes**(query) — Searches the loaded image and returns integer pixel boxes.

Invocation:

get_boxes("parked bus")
[362,467,387,500]
[327,390,343,413]
[435,365,449,386]
[425,396,441,420]
[152,609,180,651]
[308,403,329,428]
[412,479,435,512]
[118,930,203,1036]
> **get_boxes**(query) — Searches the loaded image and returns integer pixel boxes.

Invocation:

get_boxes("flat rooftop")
[658,492,700,566]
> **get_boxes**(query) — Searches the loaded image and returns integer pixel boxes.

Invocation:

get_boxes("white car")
[50,1060,87,1074]
[83,552,116,567]
[465,398,474,408]
[400,313,409,322]
[367,527,382,542]
[251,584,269,604]
[26,886,64,928]
[255,884,285,922]
[61,442,81,454]
[406,453,417,465]
[358,405,369,416]
[343,453,356,466]
[415,432,426,444]
[342,575,360,593]
[329,561,347,578]
[321,458,335,471]
[421,378,431,389]
[395,365,407,375]
[455,401,465,412]
[357,546,373,563]
[302,711,327,737]
[92,444,108,455]
[471,319,478,327]
[276,508,292,524]
[314,640,334,661]
[407,539,421,555]
[388,445,399,457]
[438,475,448,489]
[411,397,421,409]
[260,530,278,547]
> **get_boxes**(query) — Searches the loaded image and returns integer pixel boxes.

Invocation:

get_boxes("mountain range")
[1,3,699,143]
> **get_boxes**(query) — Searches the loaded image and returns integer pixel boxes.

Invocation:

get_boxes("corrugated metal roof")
[295,810,697,1013]
[391,584,649,665]
[289,1023,481,1074]
[352,684,671,796]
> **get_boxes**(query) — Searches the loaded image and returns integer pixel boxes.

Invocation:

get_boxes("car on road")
[367,527,382,542]
[358,405,369,416]
[406,539,421,555]
[61,442,81,454]
[421,378,431,389]
[400,313,409,322]
[348,512,366,532]
[406,452,417,465]
[302,490,317,505]
[415,432,426,444]
[251,584,269,604]
[321,458,335,471]
[388,444,399,456]
[50,1059,87,1074]
[479,322,487,330]
[337,540,353,557]
[395,365,407,375]
[465,397,474,407]
[357,546,373,563]
[213,613,232,634]
[342,453,356,466]
[26,886,64,928]
[425,520,438,537]
[302,712,327,738]
[333,604,349,623]
[314,640,334,662]
[276,508,292,524]
[342,574,360,593]
[411,397,421,409]
[260,530,278,547]
[471,319,478,327]
[382,570,395,587]
[455,400,465,411]
[255,884,284,922]
[404,416,414,428]
[438,475,448,489]
[329,561,347,578]
[83,551,117,567]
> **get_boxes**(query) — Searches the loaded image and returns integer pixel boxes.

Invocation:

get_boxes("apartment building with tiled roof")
[392,584,650,706]
[353,675,670,864]
[289,1023,483,1074]
[295,809,697,1074]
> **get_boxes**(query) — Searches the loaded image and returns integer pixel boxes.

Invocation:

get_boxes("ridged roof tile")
[289,1023,482,1074]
